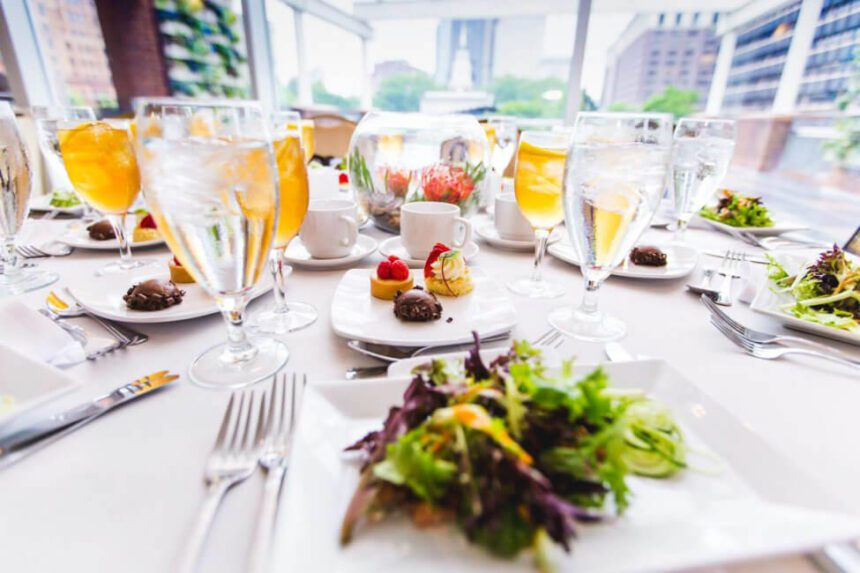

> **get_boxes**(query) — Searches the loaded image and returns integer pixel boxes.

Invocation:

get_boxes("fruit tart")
[424,243,473,297]
[168,256,195,283]
[132,212,160,243]
[370,255,413,300]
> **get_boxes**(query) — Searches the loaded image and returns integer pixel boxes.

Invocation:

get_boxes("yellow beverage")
[482,124,497,149]
[288,119,315,162]
[585,184,638,267]
[57,121,141,214]
[272,135,309,248]
[514,140,566,230]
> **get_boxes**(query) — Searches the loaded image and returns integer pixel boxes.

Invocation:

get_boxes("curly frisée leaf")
[373,429,456,502]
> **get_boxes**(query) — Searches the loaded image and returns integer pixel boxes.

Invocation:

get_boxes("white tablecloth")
[1,217,857,573]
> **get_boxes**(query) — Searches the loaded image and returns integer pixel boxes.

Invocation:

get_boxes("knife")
[702,250,769,265]
[0,370,177,469]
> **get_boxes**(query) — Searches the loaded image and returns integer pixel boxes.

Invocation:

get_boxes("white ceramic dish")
[750,253,860,346]
[272,360,860,573]
[28,194,85,216]
[330,268,516,347]
[475,220,563,252]
[59,222,165,251]
[67,270,271,324]
[283,235,378,269]
[698,215,808,237]
[548,242,699,280]
[378,236,479,266]
[0,344,79,427]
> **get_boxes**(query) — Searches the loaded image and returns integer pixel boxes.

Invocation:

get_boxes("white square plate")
[750,253,860,346]
[330,268,517,346]
[698,216,808,237]
[548,241,699,280]
[0,344,79,427]
[272,361,860,573]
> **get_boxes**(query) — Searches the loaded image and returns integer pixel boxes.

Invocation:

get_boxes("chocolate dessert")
[630,246,667,267]
[123,279,185,311]
[392,286,442,322]
[87,220,116,241]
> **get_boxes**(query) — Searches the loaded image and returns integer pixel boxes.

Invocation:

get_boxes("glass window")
[268,0,299,107]
[304,15,362,110]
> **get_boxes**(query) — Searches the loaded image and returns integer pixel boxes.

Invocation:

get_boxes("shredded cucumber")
[620,401,686,478]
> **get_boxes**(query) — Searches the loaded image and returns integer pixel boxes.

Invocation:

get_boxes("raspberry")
[338,172,349,185]
[139,213,157,229]
[388,255,400,262]
[172,256,182,267]
[390,259,410,281]
[376,260,392,280]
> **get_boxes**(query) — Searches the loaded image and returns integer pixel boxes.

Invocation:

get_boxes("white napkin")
[0,301,86,367]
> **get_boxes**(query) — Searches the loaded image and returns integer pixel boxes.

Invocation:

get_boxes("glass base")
[507,276,565,299]
[189,337,289,389]
[548,305,626,342]
[96,258,155,276]
[249,302,318,334]
[0,266,58,296]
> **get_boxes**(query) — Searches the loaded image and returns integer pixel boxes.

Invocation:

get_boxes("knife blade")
[0,370,177,466]
[702,250,769,265]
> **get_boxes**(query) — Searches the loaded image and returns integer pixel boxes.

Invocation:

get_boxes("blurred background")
[0,0,858,196]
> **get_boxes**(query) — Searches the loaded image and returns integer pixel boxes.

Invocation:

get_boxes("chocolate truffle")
[87,220,116,241]
[630,246,667,267]
[393,286,443,322]
[123,279,185,311]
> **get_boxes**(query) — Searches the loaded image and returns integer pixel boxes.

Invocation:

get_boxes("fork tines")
[16,245,49,259]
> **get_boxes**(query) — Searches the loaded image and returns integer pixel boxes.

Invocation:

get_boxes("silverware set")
[178,373,305,573]
[702,295,860,370]
[687,249,748,306]
[16,242,73,259]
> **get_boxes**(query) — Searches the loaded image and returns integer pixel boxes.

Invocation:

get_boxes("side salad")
[49,190,81,208]
[700,189,773,228]
[341,337,686,570]
[768,246,860,332]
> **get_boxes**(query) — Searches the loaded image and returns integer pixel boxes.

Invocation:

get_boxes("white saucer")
[378,236,479,266]
[548,241,699,280]
[475,221,563,252]
[59,222,165,250]
[283,234,377,269]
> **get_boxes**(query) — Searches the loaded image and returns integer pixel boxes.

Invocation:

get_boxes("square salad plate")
[698,216,808,237]
[0,344,79,427]
[271,360,860,573]
[750,252,860,346]
[330,268,517,347]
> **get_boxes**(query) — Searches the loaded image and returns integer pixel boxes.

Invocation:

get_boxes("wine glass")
[507,130,572,298]
[134,98,287,389]
[549,112,673,341]
[671,118,736,243]
[36,106,152,274]
[249,110,316,334]
[0,102,58,296]
[487,116,517,174]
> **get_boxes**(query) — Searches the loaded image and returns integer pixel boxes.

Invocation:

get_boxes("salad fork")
[710,316,860,370]
[713,250,743,306]
[247,373,306,573]
[177,390,266,573]
[701,295,853,357]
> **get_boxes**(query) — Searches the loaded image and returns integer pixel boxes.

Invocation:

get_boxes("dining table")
[1,192,858,573]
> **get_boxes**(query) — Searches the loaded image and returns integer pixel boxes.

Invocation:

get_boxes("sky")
[266,3,635,103]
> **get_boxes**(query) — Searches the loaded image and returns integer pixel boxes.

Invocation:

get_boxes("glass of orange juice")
[41,108,151,274]
[507,130,572,298]
[250,110,316,334]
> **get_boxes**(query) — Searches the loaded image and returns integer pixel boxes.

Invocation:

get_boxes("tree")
[642,86,698,119]
[825,48,860,164]
[312,81,359,109]
[373,71,437,112]
[608,102,637,112]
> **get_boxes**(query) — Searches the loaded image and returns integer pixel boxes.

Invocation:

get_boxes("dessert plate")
[0,344,79,427]
[475,221,563,252]
[28,194,86,216]
[59,222,165,251]
[272,361,860,573]
[67,270,271,324]
[330,268,516,347]
[548,241,699,280]
[698,215,808,237]
[283,235,378,269]
[378,236,479,266]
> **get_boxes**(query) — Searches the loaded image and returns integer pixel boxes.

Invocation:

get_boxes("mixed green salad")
[341,337,686,570]
[49,190,81,208]
[700,189,773,228]
[768,246,860,332]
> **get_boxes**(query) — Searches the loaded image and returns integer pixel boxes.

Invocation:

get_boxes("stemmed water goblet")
[549,112,673,341]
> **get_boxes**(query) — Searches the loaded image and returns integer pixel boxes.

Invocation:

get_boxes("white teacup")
[299,199,358,259]
[400,202,472,260]
[494,193,534,241]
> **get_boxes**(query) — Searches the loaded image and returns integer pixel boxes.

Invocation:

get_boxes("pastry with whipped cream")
[423,243,474,297]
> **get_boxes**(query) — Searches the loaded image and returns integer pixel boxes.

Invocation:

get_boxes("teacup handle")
[452,216,472,249]
[339,215,358,247]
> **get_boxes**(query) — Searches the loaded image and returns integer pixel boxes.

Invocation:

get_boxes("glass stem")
[674,219,689,243]
[106,212,134,269]
[530,228,550,283]
[270,247,289,314]
[1,237,18,276]
[216,294,257,365]
[579,279,601,317]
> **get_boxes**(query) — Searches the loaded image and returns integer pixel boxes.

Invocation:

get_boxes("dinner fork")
[713,250,743,307]
[177,391,266,573]
[709,316,860,371]
[701,294,853,358]
[247,373,306,573]
[46,289,148,347]
[16,244,49,258]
